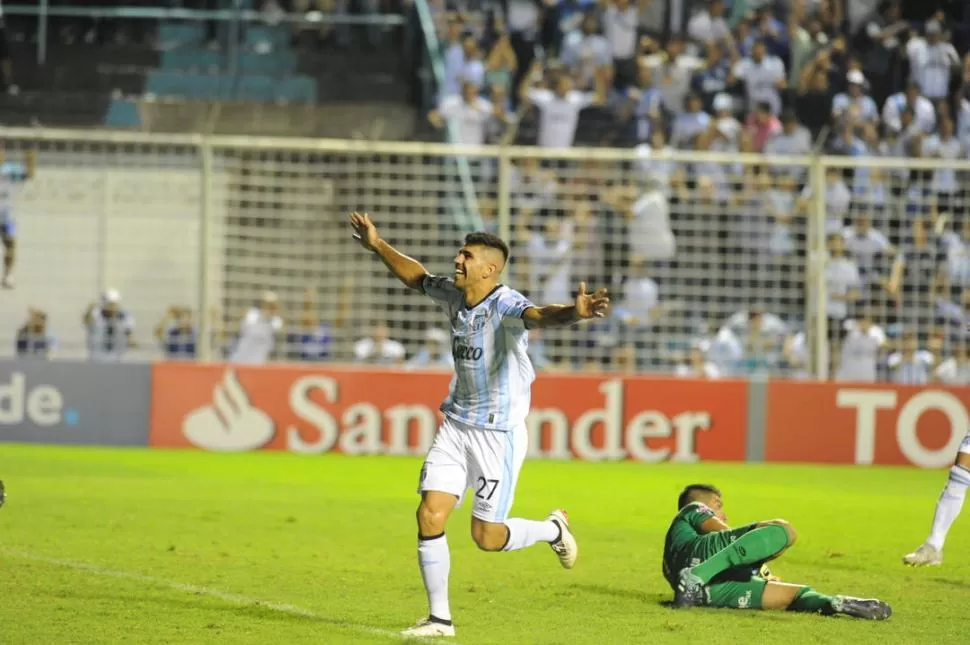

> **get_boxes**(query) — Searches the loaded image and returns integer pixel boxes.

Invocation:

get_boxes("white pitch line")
[2,548,461,644]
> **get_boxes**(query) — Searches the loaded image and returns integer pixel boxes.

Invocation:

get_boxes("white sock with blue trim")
[928,465,970,551]
[418,533,451,623]
[502,518,560,552]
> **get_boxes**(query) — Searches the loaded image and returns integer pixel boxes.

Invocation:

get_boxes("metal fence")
[2,126,968,381]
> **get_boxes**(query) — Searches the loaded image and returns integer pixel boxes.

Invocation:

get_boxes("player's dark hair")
[678,484,721,510]
[464,232,510,263]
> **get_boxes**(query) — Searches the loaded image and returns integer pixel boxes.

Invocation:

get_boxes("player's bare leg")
[1,234,14,289]
[403,490,458,638]
[469,510,577,568]
[903,449,970,567]
[762,582,891,620]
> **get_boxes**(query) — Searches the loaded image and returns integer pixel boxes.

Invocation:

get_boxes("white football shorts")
[418,416,528,523]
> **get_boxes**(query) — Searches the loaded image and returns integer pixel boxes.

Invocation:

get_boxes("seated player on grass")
[663,484,892,620]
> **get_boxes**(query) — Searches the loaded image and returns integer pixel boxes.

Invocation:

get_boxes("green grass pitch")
[0,444,967,645]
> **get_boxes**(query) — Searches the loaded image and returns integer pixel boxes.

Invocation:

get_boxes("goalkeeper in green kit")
[664,484,891,619]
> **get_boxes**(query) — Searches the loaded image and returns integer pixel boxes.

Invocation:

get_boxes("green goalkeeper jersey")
[661,501,717,588]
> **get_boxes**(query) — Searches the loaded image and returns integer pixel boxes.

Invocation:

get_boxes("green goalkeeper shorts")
[705,572,768,609]
[681,524,768,609]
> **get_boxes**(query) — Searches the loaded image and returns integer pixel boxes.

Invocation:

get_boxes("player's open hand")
[575,282,609,320]
[349,212,380,252]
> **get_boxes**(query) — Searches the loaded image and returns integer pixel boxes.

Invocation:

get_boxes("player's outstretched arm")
[523,281,609,329]
[349,211,428,291]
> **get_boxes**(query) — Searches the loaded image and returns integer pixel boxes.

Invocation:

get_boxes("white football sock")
[418,534,451,623]
[927,465,970,551]
[502,518,560,552]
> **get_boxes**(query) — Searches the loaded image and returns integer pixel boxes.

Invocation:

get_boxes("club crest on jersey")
[467,312,489,332]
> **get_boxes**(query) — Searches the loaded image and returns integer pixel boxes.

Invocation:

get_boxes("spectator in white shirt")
[825,233,862,344]
[228,291,283,364]
[832,69,879,125]
[687,0,731,46]
[670,92,712,149]
[353,324,406,365]
[634,129,675,189]
[527,216,574,305]
[798,167,852,235]
[887,330,935,384]
[882,81,937,135]
[706,326,744,376]
[958,96,970,151]
[644,36,703,116]
[84,289,135,363]
[709,93,741,153]
[722,306,788,341]
[674,340,722,379]
[459,34,485,88]
[782,329,810,379]
[733,39,787,115]
[923,117,965,211]
[441,18,467,98]
[941,219,970,291]
[428,81,506,145]
[907,20,960,101]
[842,213,894,277]
[509,156,557,214]
[616,256,663,328]
[836,315,886,382]
[764,173,799,258]
[935,342,970,385]
[763,110,812,177]
[724,306,788,371]
[560,13,611,90]
[521,60,605,148]
[628,177,676,262]
[603,0,639,88]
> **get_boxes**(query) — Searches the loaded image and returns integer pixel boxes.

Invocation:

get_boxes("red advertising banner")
[149,364,749,462]
[766,381,970,468]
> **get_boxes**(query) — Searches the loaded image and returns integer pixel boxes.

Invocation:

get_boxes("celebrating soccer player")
[349,211,609,638]
[665,484,892,620]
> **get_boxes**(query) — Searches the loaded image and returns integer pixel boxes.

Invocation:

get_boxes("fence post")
[810,154,829,380]
[198,138,214,362]
[497,146,512,277]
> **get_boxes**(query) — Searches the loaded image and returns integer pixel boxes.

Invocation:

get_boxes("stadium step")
[145,71,317,104]
[0,91,112,127]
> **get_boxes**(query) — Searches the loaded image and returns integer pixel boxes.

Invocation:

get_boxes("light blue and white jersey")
[422,274,536,432]
[0,162,28,231]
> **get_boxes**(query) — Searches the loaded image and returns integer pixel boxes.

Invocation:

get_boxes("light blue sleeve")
[496,288,534,328]
[421,274,462,306]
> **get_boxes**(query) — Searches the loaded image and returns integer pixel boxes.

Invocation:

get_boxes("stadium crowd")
[7,1,970,385]
[414,0,970,383]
